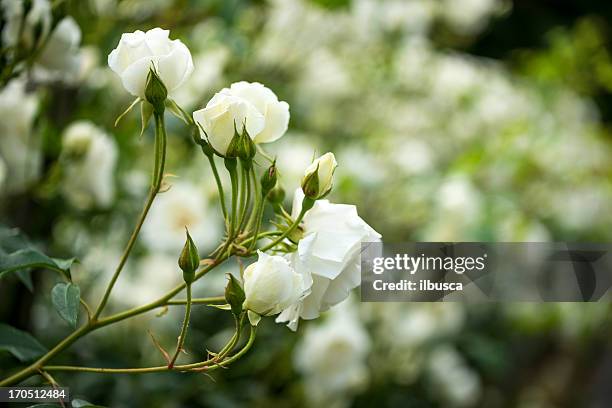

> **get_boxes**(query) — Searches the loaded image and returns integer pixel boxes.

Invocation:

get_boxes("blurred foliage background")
[1,0,612,407]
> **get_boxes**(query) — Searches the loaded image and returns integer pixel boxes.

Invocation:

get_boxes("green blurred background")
[1,0,612,407]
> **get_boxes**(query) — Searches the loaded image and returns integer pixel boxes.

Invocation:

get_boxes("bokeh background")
[1,0,612,407]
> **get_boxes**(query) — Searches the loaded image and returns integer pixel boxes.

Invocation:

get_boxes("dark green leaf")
[51,283,81,328]
[16,269,34,291]
[0,323,47,362]
[0,248,75,280]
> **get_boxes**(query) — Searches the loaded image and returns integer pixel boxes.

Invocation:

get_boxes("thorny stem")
[40,326,257,375]
[167,284,193,368]
[0,257,227,386]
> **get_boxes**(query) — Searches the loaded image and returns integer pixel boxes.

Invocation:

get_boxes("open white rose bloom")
[193,81,290,155]
[108,28,194,98]
[276,189,382,330]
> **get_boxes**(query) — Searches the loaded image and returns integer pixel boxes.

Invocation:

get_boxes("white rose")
[35,17,82,83]
[0,78,41,194]
[294,302,370,406]
[276,189,381,330]
[428,346,481,406]
[141,181,221,254]
[301,152,337,199]
[61,121,118,209]
[107,28,194,98]
[1,0,51,50]
[192,81,289,155]
[243,251,306,325]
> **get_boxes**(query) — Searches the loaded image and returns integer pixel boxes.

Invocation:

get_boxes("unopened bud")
[145,68,167,114]
[261,162,278,196]
[225,274,245,317]
[178,228,199,284]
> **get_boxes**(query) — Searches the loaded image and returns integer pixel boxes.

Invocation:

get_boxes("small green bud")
[261,162,278,196]
[239,129,256,162]
[301,164,320,199]
[267,185,285,205]
[225,274,245,317]
[145,68,167,114]
[178,229,199,284]
[225,124,242,158]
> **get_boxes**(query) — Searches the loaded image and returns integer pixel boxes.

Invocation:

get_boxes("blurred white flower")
[440,0,507,35]
[301,152,337,199]
[141,181,221,254]
[0,78,41,193]
[269,134,317,191]
[353,0,434,36]
[298,50,352,101]
[243,251,307,325]
[428,346,481,407]
[422,176,483,240]
[276,189,381,330]
[193,81,290,156]
[34,17,82,83]
[337,146,387,185]
[172,48,228,109]
[1,0,51,49]
[113,253,182,308]
[295,301,370,407]
[388,304,465,347]
[389,139,434,175]
[61,121,118,209]
[108,28,194,98]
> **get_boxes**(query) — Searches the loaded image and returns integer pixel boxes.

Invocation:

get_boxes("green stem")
[92,110,167,321]
[41,326,257,375]
[226,160,239,240]
[260,197,314,252]
[0,258,227,386]
[207,154,227,220]
[238,163,251,232]
[168,284,192,368]
[166,296,224,305]
[245,167,261,232]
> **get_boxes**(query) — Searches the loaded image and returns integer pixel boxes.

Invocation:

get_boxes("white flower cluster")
[105,27,382,330]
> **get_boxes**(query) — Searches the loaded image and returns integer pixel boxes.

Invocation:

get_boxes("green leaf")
[0,248,75,280]
[17,269,34,291]
[114,97,141,127]
[0,323,47,362]
[51,283,81,328]
[165,98,192,125]
[140,100,153,139]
